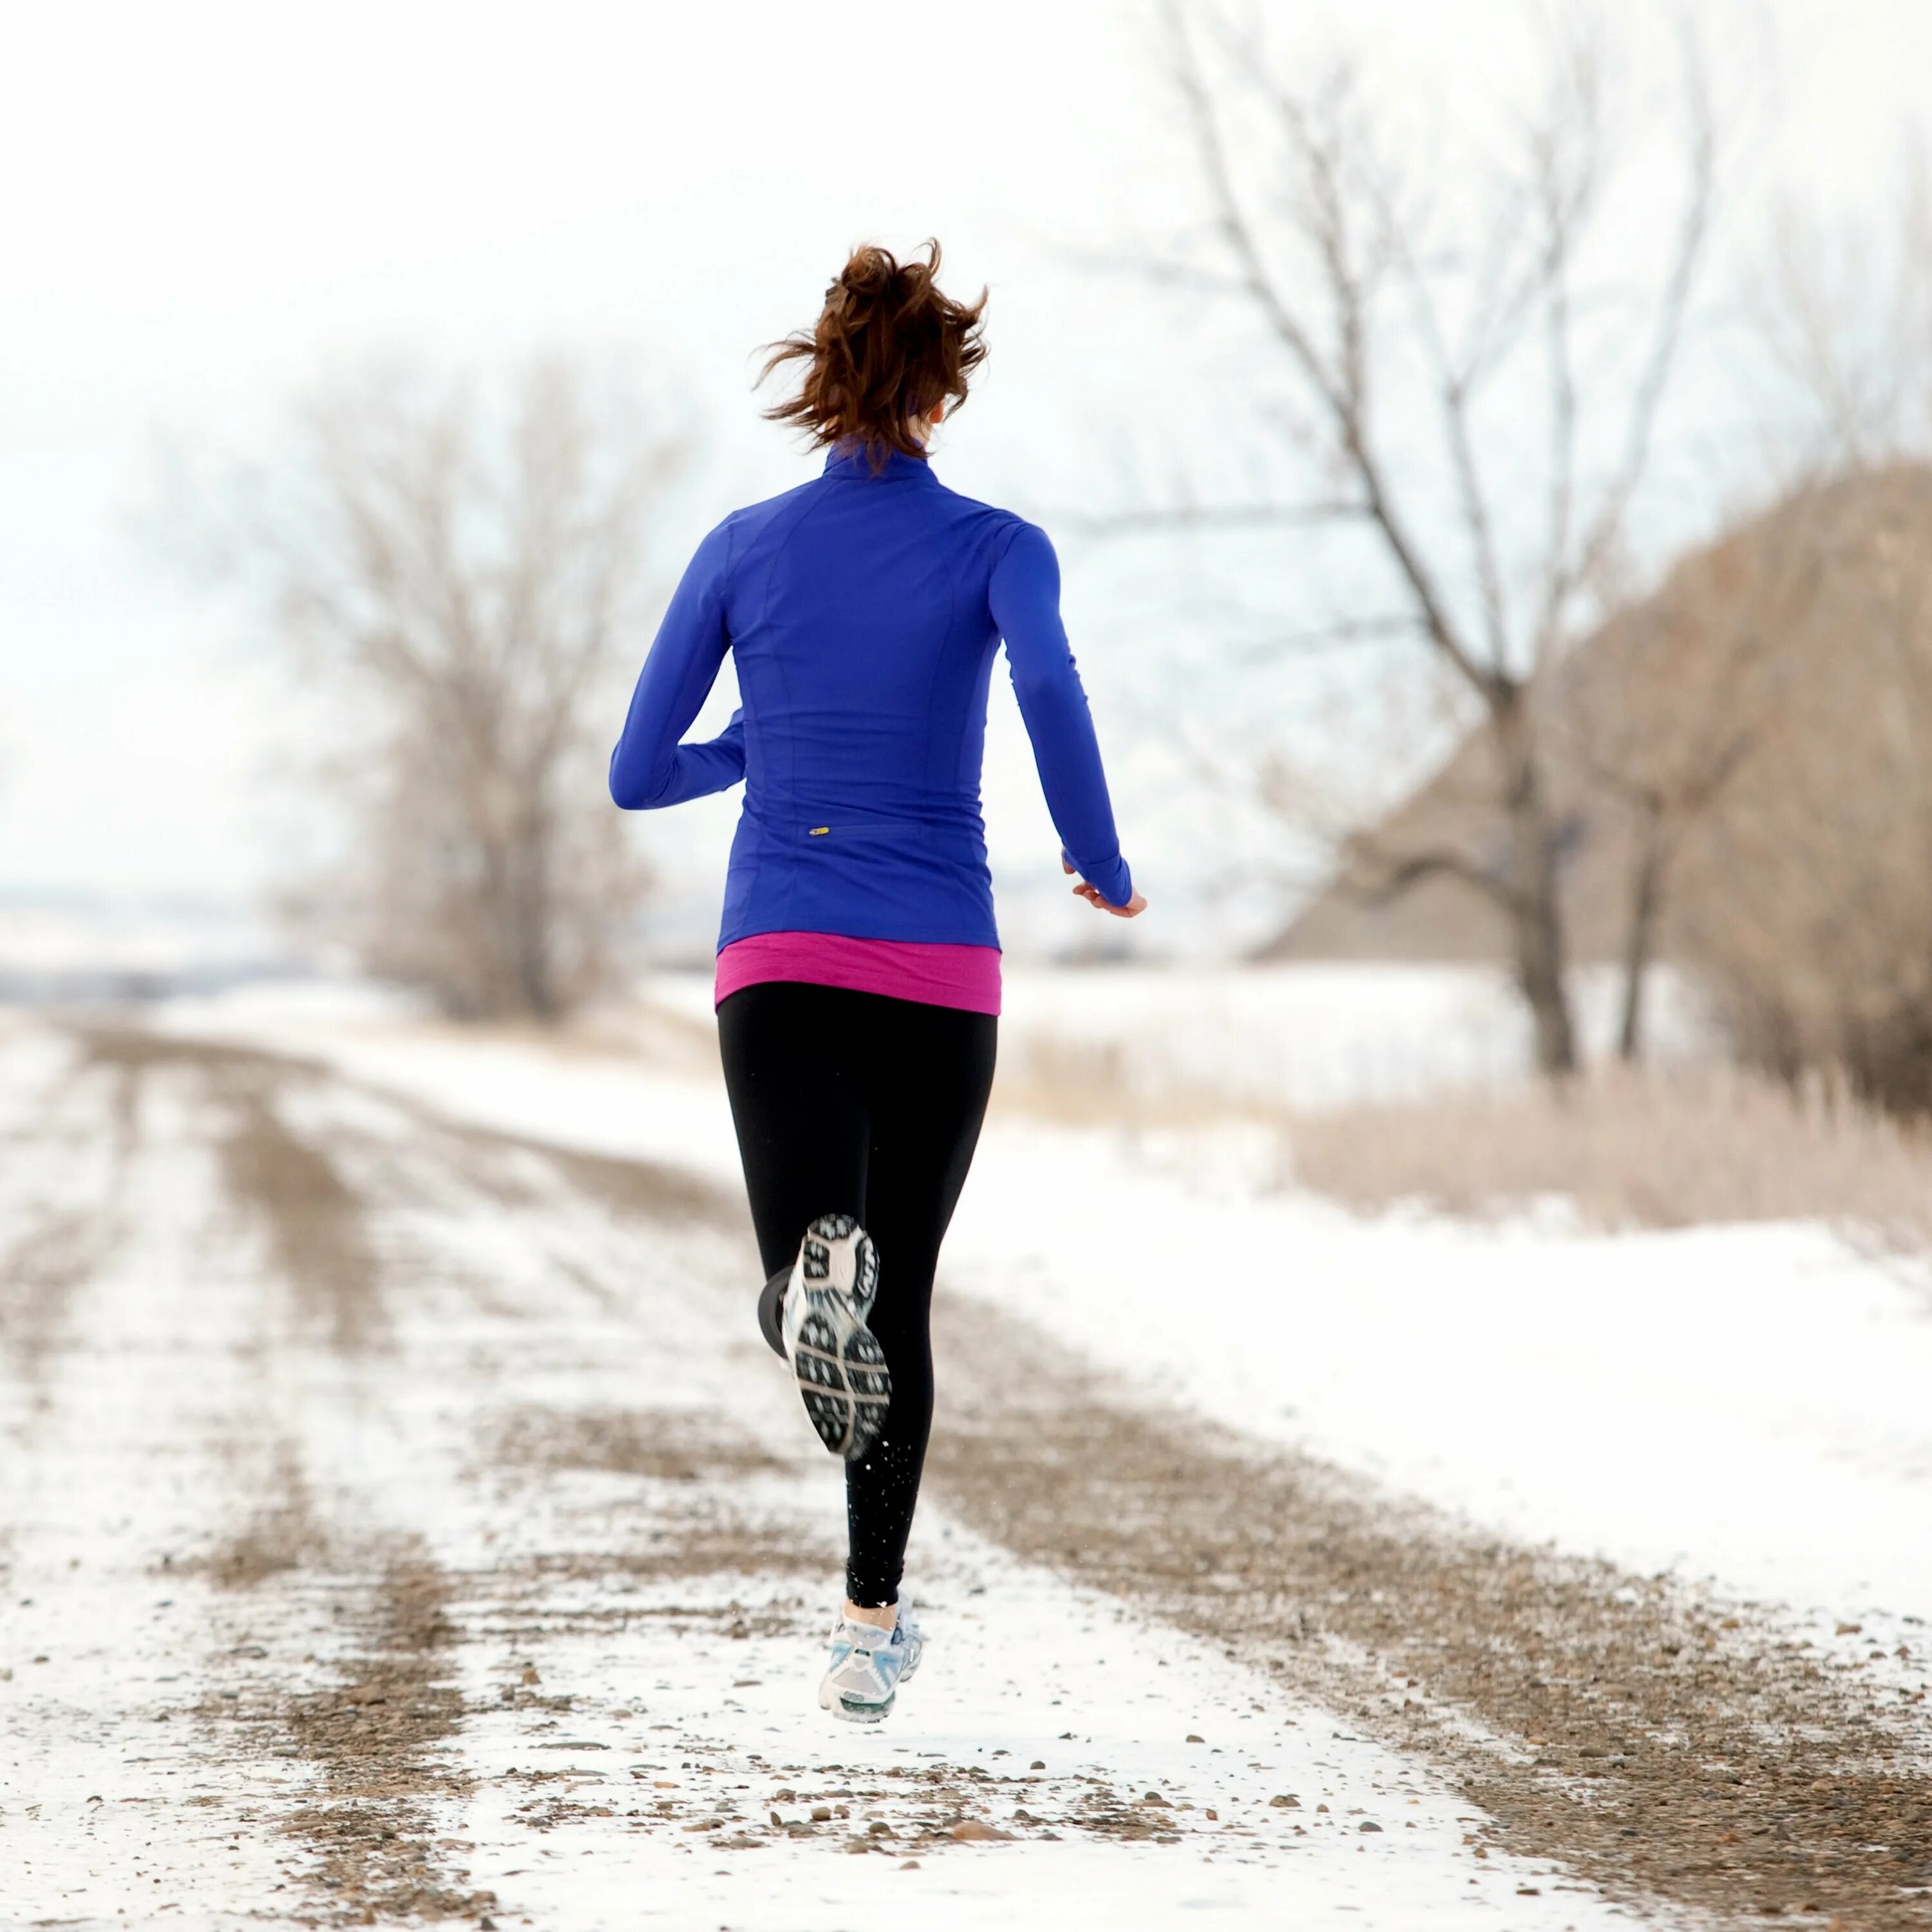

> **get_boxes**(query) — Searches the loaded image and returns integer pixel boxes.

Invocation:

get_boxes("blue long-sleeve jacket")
[609,445,1133,951]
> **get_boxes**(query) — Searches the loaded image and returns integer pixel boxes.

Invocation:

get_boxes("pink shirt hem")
[714,931,1002,1016]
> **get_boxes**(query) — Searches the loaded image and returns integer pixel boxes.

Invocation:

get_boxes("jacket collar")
[822,442,937,484]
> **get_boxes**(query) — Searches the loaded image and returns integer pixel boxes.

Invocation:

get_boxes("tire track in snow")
[1,1206,107,1388]
[176,1448,500,1922]
[2,1032,337,1923]
[245,1058,1381,1877]
[75,1028,497,1923]
[0,1037,125,1397]
[207,1546,500,1926]
[81,1028,383,1354]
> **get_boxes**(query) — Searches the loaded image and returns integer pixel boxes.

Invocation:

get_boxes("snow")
[23,964,1913,1922]
[446,1526,1620,1932]
[1,1039,337,1924]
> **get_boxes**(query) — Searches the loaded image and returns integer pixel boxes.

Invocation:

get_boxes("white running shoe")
[818,1598,922,1724]
[781,1215,890,1461]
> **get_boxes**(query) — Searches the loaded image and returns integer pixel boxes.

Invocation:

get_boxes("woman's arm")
[990,520,1138,911]
[609,520,744,810]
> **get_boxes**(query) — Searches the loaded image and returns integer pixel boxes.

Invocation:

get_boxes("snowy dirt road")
[3,1018,1930,1930]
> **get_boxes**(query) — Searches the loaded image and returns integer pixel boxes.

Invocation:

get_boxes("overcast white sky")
[3,0,1929,954]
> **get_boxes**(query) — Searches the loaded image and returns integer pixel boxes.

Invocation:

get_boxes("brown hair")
[761,241,988,469]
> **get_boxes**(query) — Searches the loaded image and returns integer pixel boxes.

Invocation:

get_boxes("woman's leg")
[717,980,996,1612]
[717,983,870,1278]
[843,996,998,1609]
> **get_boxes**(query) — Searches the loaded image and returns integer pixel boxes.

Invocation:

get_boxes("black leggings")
[717,980,997,1607]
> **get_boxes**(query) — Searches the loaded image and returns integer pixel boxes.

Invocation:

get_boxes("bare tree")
[257,359,690,1020]
[1502,145,1932,1066]
[1142,4,1715,1075]
[1667,467,1932,1117]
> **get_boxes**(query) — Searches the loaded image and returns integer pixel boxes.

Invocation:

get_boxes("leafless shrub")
[1665,468,1932,1115]
[996,1016,1932,1250]
[249,358,692,1020]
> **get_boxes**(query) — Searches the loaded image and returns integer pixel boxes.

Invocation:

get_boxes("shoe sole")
[822,1686,895,1725]
[793,1311,891,1461]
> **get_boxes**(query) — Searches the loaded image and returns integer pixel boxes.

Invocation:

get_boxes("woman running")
[609,242,1144,1723]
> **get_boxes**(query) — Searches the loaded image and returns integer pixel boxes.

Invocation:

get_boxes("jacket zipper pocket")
[799,822,907,843]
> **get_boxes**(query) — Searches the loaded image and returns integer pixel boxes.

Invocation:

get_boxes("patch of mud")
[212,1549,496,1926]
[555,1755,1222,1860]
[490,1404,786,1483]
[486,1405,833,1592]
[929,1298,1932,1930]
[180,1452,330,1590]
[529,1141,739,1232]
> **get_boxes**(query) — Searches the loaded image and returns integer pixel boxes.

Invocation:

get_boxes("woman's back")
[611,443,1129,950]
[730,444,1010,832]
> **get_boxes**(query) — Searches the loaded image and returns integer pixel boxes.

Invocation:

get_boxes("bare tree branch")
[1559,31,1716,633]
[1340,840,1520,916]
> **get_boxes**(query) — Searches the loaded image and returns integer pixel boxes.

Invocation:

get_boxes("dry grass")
[1288,1063,1932,1245]
[991,1032,1270,1128]
[996,1035,1932,1248]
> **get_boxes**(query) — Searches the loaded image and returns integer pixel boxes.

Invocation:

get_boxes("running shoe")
[817,1598,922,1724]
[779,1214,890,1461]
[757,1265,789,1359]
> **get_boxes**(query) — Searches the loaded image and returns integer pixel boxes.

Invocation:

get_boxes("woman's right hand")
[1064,858,1146,918]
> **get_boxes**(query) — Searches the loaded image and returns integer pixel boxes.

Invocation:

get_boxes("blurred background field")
[10,0,1932,1230]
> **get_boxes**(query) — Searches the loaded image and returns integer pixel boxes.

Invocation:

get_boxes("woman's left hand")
[1064,858,1147,918]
